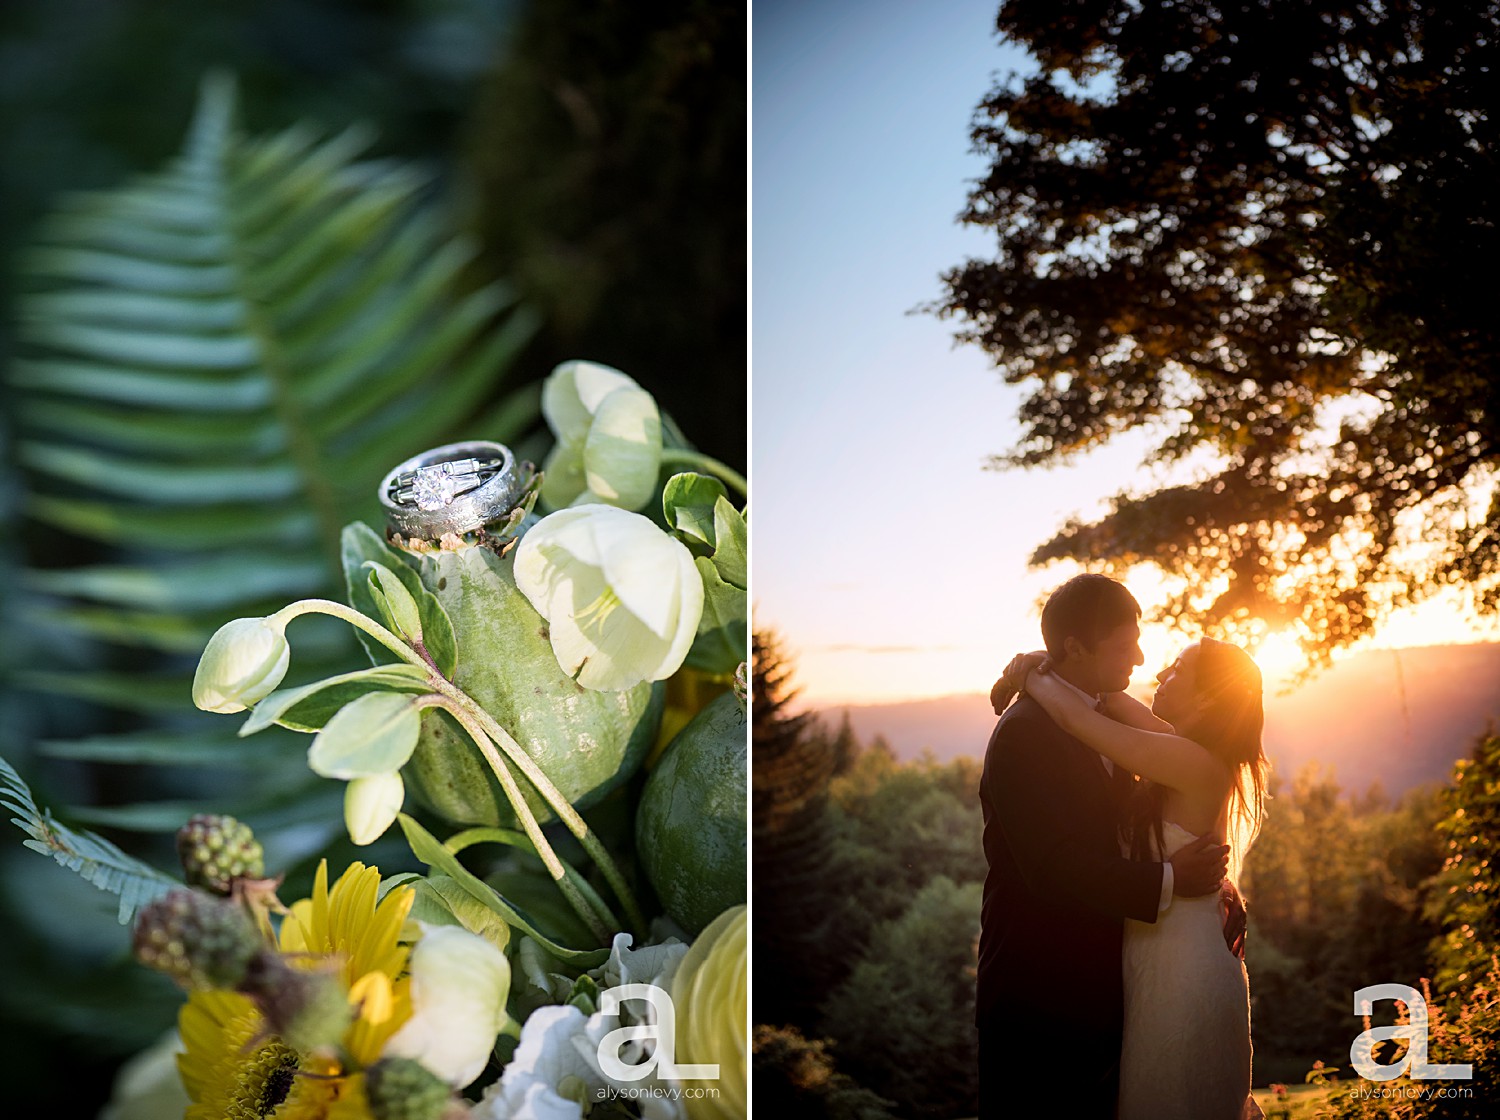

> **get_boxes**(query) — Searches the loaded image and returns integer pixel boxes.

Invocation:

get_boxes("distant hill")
[818,643,1500,797]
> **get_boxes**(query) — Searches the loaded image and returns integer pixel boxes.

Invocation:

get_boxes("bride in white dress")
[1001,637,1268,1120]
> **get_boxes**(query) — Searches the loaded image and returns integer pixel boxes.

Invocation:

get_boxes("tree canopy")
[938,0,1499,661]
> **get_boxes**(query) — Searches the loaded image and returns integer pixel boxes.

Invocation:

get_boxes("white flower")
[541,361,663,512]
[474,997,688,1120]
[598,930,688,992]
[191,616,290,713]
[670,906,747,1120]
[514,505,704,691]
[99,1030,190,1120]
[474,1004,609,1120]
[343,771,404,846]
[386,925,513,1087]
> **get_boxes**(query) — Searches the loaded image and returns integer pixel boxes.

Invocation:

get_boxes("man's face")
[1069,619,1143,694]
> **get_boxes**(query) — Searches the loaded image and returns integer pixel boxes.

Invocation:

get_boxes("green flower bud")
[635,691,747,935]
[344,771,404,846]
[364,1057,451,1120]
[176,813,264,894]
[192,616,290,714]
[514,505,703,692]
[132,890,261,990]
[540,360,662,512]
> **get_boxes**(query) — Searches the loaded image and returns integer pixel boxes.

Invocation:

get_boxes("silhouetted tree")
[939,0,1500,663]
[751,629,839,1027]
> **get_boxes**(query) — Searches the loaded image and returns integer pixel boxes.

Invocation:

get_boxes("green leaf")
[397,814,609,967]
[342,523,458,678]
[306,692,425,779]
[25,554,326,611]
[365,562,423,643]
[0,754,180,923]
[38,731,303,767]
[686,555,749,675]
[663,476,746,656]
[408,874,513,952]
[710,495,748,589]
[444,826,618,931]
[662,472,728,556]
[240,664,433,736]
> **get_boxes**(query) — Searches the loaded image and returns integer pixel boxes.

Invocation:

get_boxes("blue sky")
[751,1,1492,705]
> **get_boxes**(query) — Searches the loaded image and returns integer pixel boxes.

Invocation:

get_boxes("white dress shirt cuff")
[1158,862,1175,914]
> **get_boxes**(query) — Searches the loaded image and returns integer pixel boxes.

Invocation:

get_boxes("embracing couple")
[977,574,1268,1120]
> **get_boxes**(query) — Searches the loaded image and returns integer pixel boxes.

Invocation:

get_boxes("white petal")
[588,509,689,638]
[473,1004,606,1120]
[386,926,512,1088]
[530,506,610,568]
[544,566,614,680]
[541,363,590,441]
[540,440,588,509]
[656,540,706,680]
[569,361,639,413]
[582,386,662,510]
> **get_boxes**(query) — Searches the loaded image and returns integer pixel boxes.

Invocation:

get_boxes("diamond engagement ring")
[378,441,523,537]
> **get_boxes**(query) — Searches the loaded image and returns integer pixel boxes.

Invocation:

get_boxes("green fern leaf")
[8,72,540,788]
[0,754,180,923]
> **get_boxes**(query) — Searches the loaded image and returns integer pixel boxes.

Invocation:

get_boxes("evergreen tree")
[751,629,840,1027]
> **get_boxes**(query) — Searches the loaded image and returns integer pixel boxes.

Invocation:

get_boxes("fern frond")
[0,755,179,923]
[8,75,540,845]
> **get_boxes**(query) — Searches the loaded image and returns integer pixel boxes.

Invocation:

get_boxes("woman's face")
[1150,642,1203,727]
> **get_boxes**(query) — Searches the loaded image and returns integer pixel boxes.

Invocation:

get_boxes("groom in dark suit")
[975,574,1230,1118]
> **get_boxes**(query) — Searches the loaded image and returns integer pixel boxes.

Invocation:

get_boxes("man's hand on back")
[1168,833,1230,898]
[1220,880,1247,959]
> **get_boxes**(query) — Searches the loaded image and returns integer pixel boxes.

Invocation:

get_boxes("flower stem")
[275,597,647,937]
[660,450,747,497]
[431,679,648,937]
[430,696,612,945]
[445,827,620,933]
[268,599,427,671]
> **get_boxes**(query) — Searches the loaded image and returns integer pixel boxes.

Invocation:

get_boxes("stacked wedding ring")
[378,441,523,538]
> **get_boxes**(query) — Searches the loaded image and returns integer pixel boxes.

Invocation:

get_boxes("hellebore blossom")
[386,925,513,1088]
[514,505,703,692]
[540,360,662,511]
[191,616,290,713]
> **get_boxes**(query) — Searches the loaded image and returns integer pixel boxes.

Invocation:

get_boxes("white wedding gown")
[1119,820,1263,1120]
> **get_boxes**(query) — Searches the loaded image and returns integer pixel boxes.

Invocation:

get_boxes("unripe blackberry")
[243,953,353,1055]
[132,889,260,990]
[177,813,264,894]
[364,1057,451,1120]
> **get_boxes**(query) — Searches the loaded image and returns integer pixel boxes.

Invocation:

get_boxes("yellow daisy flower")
[176,861,415,1120]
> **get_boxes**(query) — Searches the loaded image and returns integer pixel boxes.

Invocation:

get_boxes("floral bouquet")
[5,357,747,1120]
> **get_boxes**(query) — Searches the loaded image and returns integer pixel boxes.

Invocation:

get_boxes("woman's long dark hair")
[1127,637,1269,882]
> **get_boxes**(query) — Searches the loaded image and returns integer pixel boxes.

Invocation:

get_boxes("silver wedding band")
[378,441,523,537]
